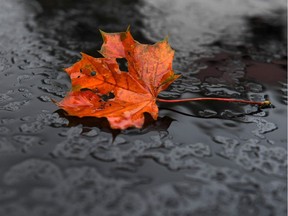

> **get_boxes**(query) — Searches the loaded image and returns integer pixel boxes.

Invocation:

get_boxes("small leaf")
[56,29,179,129]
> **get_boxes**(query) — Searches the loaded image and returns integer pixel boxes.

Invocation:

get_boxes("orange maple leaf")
[56,29,180,129]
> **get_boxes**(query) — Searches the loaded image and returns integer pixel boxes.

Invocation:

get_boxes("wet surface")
[0,0,286,215]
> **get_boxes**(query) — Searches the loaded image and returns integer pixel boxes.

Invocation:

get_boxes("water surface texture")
[0,0,286,215]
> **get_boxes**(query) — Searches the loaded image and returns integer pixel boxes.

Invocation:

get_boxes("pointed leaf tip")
[163,35,169,42]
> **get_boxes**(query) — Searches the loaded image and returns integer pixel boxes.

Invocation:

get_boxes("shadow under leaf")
[55,109,174,137]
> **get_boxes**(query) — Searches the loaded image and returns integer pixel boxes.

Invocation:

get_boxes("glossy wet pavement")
[0,0,286,215]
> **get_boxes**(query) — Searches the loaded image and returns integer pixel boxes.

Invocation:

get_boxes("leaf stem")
[156,97,273,108]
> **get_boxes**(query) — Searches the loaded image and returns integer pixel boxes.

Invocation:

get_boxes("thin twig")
[156,97,273,108]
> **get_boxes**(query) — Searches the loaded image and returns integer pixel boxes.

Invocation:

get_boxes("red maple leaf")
[56,29,180,129]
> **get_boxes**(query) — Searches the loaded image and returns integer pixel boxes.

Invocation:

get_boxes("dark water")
[0,0,286,215]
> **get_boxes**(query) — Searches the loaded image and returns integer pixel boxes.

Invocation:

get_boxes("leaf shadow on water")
[55,102,268,138]
[55,109,174,137]
[160,106,266,120]
[158,93,275,120]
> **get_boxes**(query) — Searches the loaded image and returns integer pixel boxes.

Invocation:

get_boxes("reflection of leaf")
[121,114,174,135]
[56,29,179,129]
[55,110,174,136]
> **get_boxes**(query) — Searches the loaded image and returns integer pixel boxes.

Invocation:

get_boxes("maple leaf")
[56,29,180,129]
